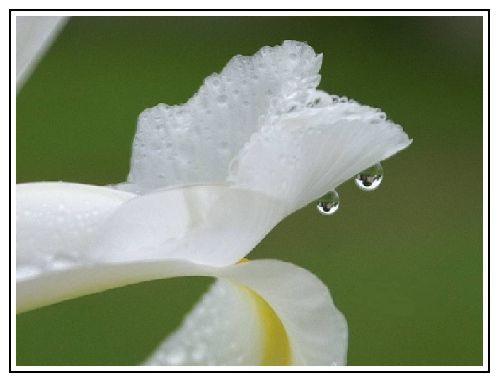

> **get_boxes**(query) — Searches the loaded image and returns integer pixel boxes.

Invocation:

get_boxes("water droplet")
[355,162,384,191]
[316,190,340,215]
[216,94,228,104]
[306,96,323,108]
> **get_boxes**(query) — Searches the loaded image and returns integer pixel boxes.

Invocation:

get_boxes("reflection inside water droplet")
[316,190,340,215]
[355,162,384,191]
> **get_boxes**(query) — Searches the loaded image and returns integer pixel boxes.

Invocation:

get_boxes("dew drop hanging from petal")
[316,190,340,215]
[354,162,384,191]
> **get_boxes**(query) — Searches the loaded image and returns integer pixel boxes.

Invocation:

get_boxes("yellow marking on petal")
[241,286,291,366]
[237,258,250,264]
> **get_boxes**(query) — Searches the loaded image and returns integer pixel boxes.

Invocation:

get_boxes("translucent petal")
[145,260,348,366]
[17,257,347,366]
[16,16,67,90]
[16,182,135,281]
[229,102,412,211]
[17,182,287,276]
[89,184,287,266]
[124,41,323,193]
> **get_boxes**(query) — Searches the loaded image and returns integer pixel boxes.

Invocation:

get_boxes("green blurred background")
[16,16,483,366]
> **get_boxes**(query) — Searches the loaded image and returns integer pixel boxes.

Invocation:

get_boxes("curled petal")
[17,257,347,365]
[16,184,346,365]
[146,260,348,366]
[17,182,287,278]
[89,184,287,266]
[121,40,411,215]
[230,104,411,211]
[123,41,323,193]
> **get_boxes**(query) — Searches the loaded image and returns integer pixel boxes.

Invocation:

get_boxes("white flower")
[16,36,411,366]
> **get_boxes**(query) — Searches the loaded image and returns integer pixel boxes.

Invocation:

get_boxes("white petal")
[17,184,344,364]
[121,40,410,213]
[145,260,348,366]
[230,103,412,211]
[144,280,265,366]
[17,182,286,273]
[16,182,135,280]
[224,260,348,366]
[17,257,347,366]
[123,41,323,193]
[89,184,287,266]
[16,16,67,90]
[17,259,204,313]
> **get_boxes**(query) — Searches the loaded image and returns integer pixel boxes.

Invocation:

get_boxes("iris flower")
[16,18,411,366]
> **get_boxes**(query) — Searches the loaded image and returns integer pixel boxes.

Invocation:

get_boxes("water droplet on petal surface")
[355,162,384,191]
[216,94,228,104]
[316,190,340,215]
